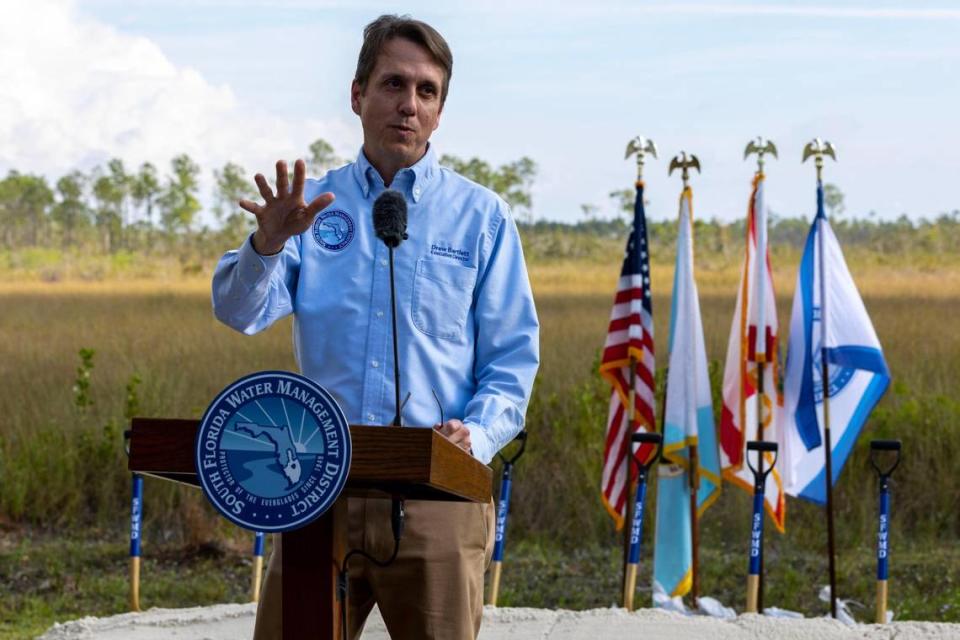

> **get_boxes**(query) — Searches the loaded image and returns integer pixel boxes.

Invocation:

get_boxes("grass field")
[1,252,959,636]
[3,530,959,639]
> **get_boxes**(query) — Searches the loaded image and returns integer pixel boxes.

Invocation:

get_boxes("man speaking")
[212,14,540,640]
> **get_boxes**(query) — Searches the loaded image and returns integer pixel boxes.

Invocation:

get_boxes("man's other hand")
[240,158,335,255]
[434,419,472,454]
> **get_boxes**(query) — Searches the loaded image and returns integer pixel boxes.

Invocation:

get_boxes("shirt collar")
[352,144,438,204]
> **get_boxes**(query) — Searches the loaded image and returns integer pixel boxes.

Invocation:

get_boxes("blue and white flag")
[782,183,891,504]
[653,187,721,599]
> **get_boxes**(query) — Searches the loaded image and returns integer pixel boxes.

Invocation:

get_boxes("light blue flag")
[782,182,891,504]
[653,188,721,599]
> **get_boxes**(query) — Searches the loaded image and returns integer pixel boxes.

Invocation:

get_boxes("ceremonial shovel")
[129,473,144,611]
[870,439,902,624]
[251,531,265,602]
[487,430,527,606]
[622,431,663,610]
[745,440,777,613]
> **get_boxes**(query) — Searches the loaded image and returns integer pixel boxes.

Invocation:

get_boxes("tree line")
[0,139,340,254]
[0,139,540,257]
[3,138,959,260]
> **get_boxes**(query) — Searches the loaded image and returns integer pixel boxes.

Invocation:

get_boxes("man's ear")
[350,80,362,116]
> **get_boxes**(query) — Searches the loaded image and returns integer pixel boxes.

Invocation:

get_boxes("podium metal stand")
[128,418,492,639]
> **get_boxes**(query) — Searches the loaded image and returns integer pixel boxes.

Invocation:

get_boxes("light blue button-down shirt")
[212,147,539,464]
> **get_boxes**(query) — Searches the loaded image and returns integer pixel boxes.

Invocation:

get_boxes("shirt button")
[413,186,421,197]
[371,360,379,368]
[367,413,376,422]
[376,310,384,318]
[380,258,388,267]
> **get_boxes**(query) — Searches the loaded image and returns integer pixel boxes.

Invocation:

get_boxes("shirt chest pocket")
[412,258,477,341]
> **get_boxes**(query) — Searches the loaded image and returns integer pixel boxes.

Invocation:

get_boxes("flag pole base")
[622,562,638,611]
[876,579,888,624]
[746,574,759,613]
[488,561,502,606]
[129,557,141,612]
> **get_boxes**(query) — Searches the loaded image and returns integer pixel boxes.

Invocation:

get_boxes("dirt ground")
[38,603,960,639]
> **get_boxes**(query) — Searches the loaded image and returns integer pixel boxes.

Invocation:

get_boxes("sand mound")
[38,603,960,639]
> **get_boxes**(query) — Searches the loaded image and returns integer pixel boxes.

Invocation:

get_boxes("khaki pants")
[253,497,495,640]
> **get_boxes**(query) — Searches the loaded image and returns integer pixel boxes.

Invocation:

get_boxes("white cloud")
[0,0,358,211]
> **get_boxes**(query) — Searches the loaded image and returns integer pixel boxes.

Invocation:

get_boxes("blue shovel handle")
[745,441,778,578]
[130,474,143,558]
[745,441,777,612]
[748,491,765,576]
[627,431,662,565]
[877,489,890,580]
[627,471,650,564]
[870,439,900,581]
[492,469,512,562]
[492,431,527,562]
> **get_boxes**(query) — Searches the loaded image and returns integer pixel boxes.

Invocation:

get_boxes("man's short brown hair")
[355,15,453,105]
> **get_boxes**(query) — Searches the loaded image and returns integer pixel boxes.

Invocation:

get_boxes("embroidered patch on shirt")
[430,243,470,263]
[313,210,355,251]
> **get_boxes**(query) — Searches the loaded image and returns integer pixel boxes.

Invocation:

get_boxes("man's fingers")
[435,419,464,435]
[238,199,263,216]
[304,192,336,216]
[447,427,471,451]
[254,174,275,203]
[276,160,289,197]
[433,420,470,450]
[291,159,306,199]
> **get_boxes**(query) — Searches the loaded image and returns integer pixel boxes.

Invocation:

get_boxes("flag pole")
[620,136,658,605]
[688,241,701,604]
[744,137,778,612]
[820,213,839,621]
[669,151,702,604]
[755,364,765,613]
[643,370,669,609]
[803,138,839,618]
[688,442,701,601]
[621,361,637,594]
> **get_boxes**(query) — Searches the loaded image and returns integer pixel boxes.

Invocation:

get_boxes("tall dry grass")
[0,253,958,551]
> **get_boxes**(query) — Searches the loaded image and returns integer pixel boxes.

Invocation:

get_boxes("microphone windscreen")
[372,190,408,248]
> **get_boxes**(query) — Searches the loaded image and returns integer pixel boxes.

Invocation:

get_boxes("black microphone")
[372,190,410,556]
[372,190,408,427]
[373,190,408,248]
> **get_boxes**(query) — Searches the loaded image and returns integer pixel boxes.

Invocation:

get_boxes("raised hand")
[239,159,335,255]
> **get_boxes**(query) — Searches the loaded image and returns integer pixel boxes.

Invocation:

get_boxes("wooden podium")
[127,418,492,639]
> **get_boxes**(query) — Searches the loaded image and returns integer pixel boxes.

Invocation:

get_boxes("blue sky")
[3,1,958,224]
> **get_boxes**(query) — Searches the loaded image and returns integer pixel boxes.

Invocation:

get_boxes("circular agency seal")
[312,209,355,251]
[811,330,855,403]
[195,371,352,533]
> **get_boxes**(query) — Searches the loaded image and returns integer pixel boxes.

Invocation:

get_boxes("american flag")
[599,181,657,529]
